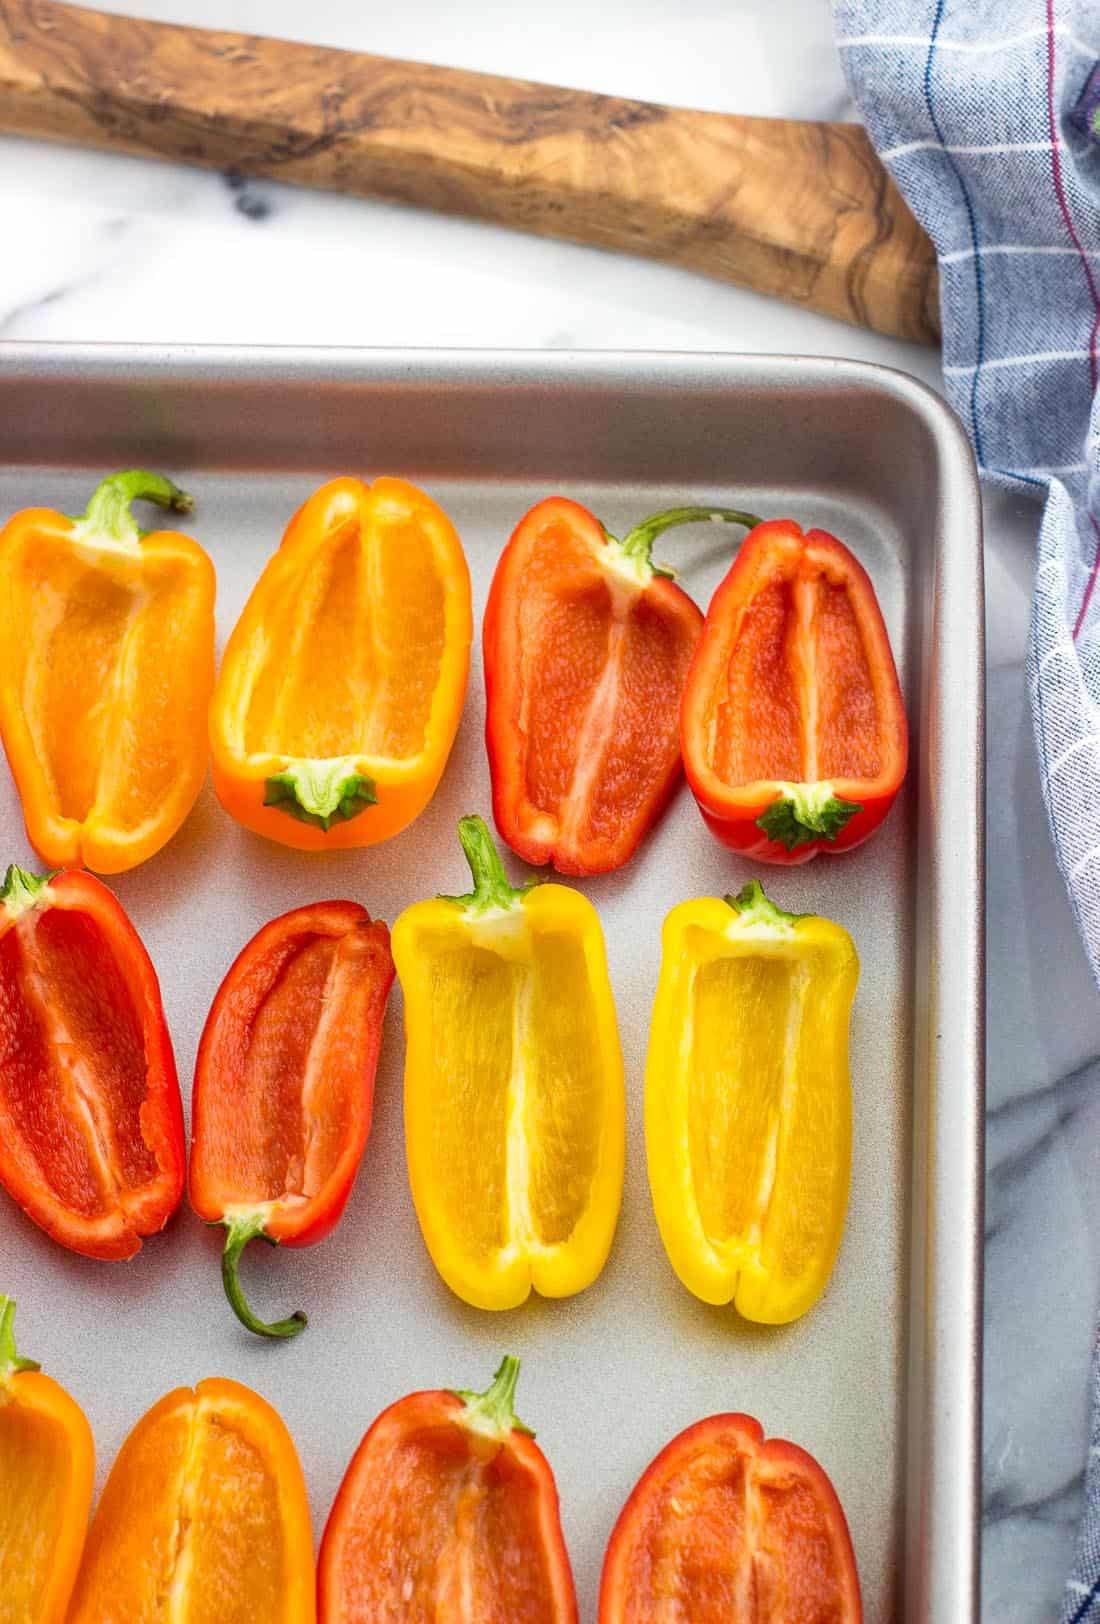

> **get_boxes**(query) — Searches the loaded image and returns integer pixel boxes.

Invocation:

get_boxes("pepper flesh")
[0,1297,94,1624]
[0,471,215,873]
[645,883,857,1323]
[0,865,184,1260]
[67,1376,315,1624]
[210,477,472,850]
[681,520,907,863]
[484,500,758,875]
[598,1412,862,1623]
[319,1356,577,1624]
[188,900,395,1338]
[392,816,625,1310]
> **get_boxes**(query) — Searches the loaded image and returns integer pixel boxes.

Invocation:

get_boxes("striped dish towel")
[834,1,1100,1618]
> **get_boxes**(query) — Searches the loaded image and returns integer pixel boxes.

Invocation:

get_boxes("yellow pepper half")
[392,815,625,1311]
[645,881,858,1324]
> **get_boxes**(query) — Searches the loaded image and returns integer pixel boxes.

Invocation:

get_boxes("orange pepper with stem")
[210,477,472,849]
[0,471,215,874]
[0,1296,94,1624]
[67,1376,315,1624]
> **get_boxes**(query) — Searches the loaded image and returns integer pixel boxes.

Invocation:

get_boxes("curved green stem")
[618,505,763,578]
[0,1296,40,1385]
[441,816,532,914]
[75,470,195,546]
[725,879,803,930]
[220,1214,307,1340]
[453,1354,533,1439]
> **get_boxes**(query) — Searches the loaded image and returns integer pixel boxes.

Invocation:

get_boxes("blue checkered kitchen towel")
[834,1,1100,1617]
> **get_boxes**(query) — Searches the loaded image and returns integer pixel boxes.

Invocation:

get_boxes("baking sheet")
[0,346,984,1623]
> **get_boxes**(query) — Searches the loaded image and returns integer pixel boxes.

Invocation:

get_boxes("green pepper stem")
[220,1214,307,1340]
[442,816,532,913]
[0,865,53,916]
[0,1297,40,1384]
[453,1354,534,1439]
[725,879,803,928]
[76,470,195,546]
[618,505,763,576]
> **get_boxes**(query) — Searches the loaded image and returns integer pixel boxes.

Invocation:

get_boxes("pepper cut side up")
[319,1356,577,1624]
[189,900,395,1338]
[682,520,907,863]
[599,1412,862,1622]
[210,477,471,849]
[67,1376,315,1624]
[0,866,184,1260]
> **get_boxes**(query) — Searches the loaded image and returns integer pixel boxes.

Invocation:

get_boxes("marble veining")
[0,2,1095,1618]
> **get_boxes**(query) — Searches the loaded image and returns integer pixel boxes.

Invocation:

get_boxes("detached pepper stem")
[618,505,763,577]
[77,470,195,546]
[444,815,532,913]
[220,1214,308,1340]
[453,1354,534,1439]
[0,1296,40,1383]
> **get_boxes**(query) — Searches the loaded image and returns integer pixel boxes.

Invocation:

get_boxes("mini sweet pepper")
[392,815,625,1311]
[681,519,907,862]
[645,881,858,1324]
[210,477,471,849]
[0,471,215,873]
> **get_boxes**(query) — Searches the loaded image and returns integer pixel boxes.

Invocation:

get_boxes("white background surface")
[0,2,1095,1619]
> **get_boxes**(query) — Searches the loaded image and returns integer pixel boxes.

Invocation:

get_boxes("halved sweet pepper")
[210,477,472,849]
[0,864,184,1260]
[319,1356,577,1622]
[0,1296,95,1624]
[599,1411,862,1621]
[681,520,907,863]
[484,500,759,875]
[392,816,625,1310]
[189,900,395,1338]
[67,1376,315,1624]
[645,881,858,1323]
[0,471,215,873]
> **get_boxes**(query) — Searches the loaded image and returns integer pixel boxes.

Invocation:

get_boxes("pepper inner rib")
[711,561,883,789]
[0,907,156,1219]
[240,505,446,766]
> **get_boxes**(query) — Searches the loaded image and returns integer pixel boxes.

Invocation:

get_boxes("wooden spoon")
[0,0,939,342]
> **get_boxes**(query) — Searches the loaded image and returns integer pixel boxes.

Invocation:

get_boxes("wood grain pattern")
[0,0,939,342]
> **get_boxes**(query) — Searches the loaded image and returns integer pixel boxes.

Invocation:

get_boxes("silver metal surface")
[0,345,984,1623]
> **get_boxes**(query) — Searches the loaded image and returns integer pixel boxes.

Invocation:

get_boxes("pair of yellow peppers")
[0,473,471,873]
[398,816,858,1326]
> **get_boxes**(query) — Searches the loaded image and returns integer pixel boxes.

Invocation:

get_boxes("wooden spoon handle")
[0,0,939,342]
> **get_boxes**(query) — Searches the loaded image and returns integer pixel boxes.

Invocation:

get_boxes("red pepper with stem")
[319,1355,577,1623]
[599,1412,862,1622]
[189,900,394,1338]
[681,520,907,863]
[484,499,760,875]
[0,864,183,1259]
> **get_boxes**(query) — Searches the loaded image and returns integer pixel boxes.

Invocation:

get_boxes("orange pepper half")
[67,1376,315,1624]
[0,471,216,874]
[0,1296,94,1624]
[210,477,472,850]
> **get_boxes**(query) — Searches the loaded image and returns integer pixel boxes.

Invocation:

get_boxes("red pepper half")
[484,500,760,875]
[189,900,394,1338]
[0,865,183,1259]
[319,1355,577,1623]
[599,1413,862,1623]
[681,521,907,863]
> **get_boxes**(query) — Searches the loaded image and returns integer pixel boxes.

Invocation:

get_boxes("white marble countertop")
[3,2,1096,1618]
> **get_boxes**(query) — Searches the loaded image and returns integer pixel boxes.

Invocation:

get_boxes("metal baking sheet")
[0,345,984,1623]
